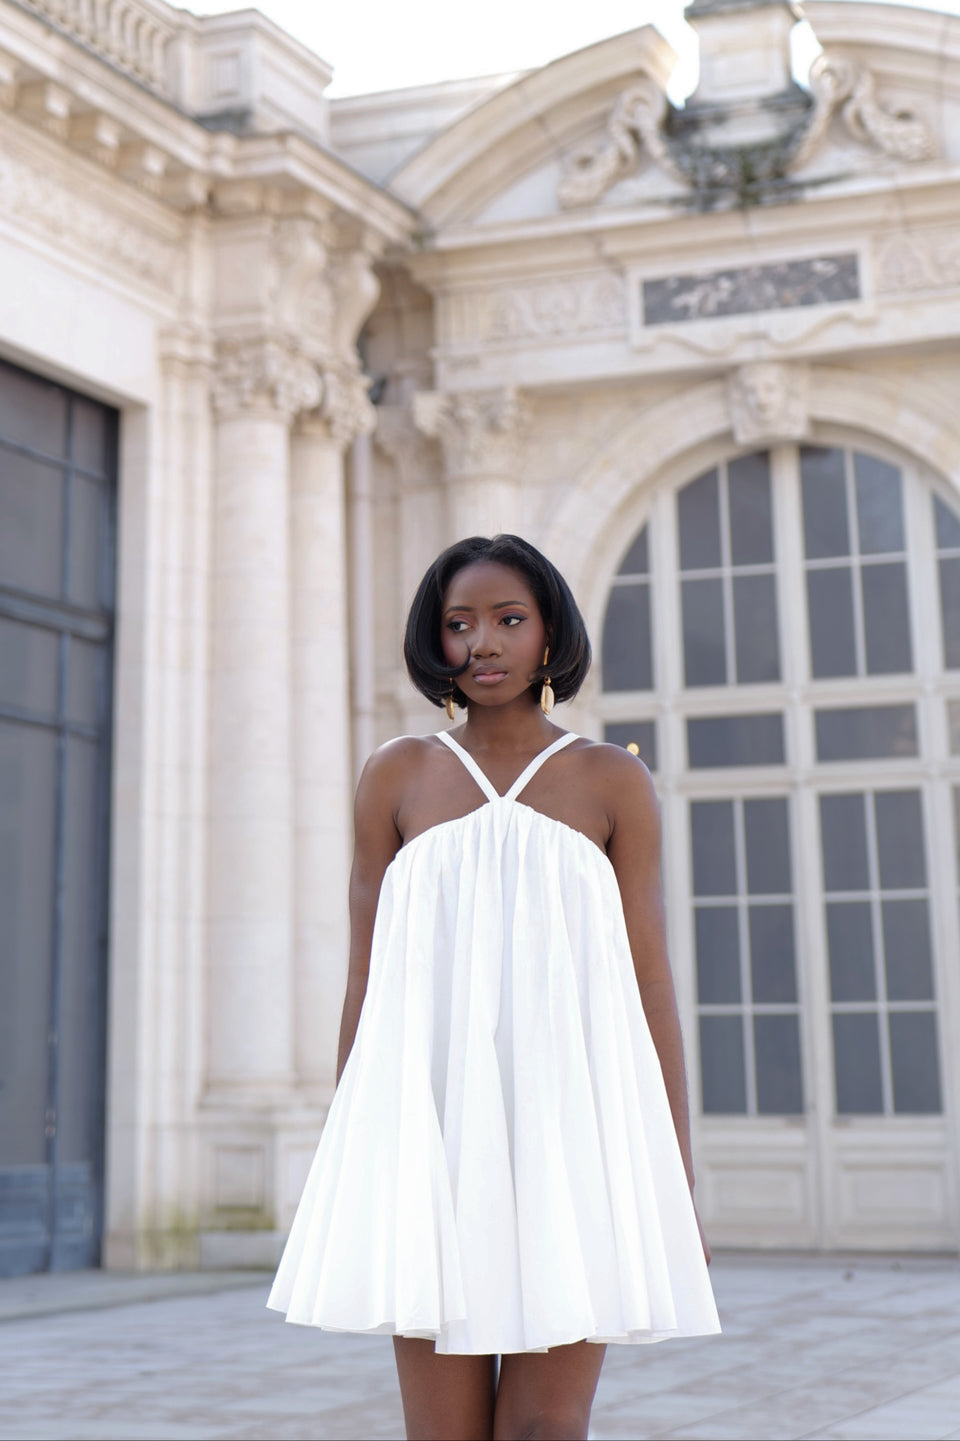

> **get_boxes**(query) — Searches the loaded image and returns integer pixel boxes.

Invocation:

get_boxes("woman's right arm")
[335,743,408,1084]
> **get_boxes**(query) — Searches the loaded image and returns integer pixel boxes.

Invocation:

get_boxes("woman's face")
[441,561,548,710]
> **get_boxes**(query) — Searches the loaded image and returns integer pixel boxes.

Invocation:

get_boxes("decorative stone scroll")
[413,389,528,480]
[727,362,810,446]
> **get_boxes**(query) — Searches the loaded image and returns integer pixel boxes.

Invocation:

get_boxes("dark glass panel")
[66,639,102,728]
[948,701,960,757]
[833,1012,884,1114]
[815,705,918,762]
[71,400,108,475]
[733,574,780,683]
[955,786,960,886]
[806,568,857,678]
[749,905,797,1004]
[678,469,722,571]
[861,563,912,675]
[0,617,59,715]
[68,475,104,611]
[682,578,726,686]
[853,453,904,554]
[728,452,773,565]
[874,790,926,889]
[826,902,876,1002]
[934,495,960,551]
[882,900,934,1002]
[699,1015,747,1114]
[939,558,960,670]
[687,713,784,768]
[602,584,653,691]
[617,527,649,576]
[743,797,791,894]
[820,793,869,892]
[695,906,741,1003]
[603,721,657,772]
[0,449,64,600]
[889,1011,942,1114]
[801,447,849,559]
[0,362,68,459]
[754,1014,803,1115]
[691,800,737,896]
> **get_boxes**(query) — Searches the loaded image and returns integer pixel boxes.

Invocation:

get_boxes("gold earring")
[445,687,456,722]
[540,646,554,715]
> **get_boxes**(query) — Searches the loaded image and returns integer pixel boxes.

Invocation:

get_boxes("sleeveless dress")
[267,731,720,1354]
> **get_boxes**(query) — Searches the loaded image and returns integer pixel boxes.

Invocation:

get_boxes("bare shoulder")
[568,738,660,827]
[356,733,445,807]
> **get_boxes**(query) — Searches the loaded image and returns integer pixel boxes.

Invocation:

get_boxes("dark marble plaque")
[642,254,860,325]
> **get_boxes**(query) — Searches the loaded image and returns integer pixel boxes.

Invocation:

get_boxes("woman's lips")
[472,670,508,684]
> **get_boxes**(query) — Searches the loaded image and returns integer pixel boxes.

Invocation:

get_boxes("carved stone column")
[413,388,528,540]
[289,366,375,1098]
[206,338,321,1101]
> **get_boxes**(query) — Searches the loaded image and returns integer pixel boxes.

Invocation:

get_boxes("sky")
[193,0,960,98]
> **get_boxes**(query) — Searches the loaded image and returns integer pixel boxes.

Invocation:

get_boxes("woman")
[268,534,720,1441]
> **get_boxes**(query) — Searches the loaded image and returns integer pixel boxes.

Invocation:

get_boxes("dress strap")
[504,731,578,802]
[437,729,500,802]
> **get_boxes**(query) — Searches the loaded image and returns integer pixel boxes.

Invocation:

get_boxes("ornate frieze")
[642,255,860,326]
[413,389,528,480]
[213,338,322,419]
[727,361,810,445]
[875,229,960,295]
[441,273,627,353]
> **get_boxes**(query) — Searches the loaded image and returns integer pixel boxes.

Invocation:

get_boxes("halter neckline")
[437,730,578,804]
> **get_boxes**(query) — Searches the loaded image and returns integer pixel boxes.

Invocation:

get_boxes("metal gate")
[0,357,116,1275]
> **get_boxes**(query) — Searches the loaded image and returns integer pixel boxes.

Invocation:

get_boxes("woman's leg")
[493,1340,606,1441]
[393,1336,497,1441]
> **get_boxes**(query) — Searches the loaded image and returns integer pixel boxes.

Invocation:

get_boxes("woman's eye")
[447,619,470,633]
[502,615,524,627]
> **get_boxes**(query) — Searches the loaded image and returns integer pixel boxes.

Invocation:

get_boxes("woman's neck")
[458,697,560,754]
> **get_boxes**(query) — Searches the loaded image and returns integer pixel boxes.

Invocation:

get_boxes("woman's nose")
[472,627,501,656]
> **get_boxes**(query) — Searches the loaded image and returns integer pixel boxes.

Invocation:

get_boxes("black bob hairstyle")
[404,534,592,711]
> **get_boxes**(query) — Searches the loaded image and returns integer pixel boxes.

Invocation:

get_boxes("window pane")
[754,1014,803,1115]
[939,558,960,670]
[749,905,797,1003]
[861,563,912,674]
[815,704,918,761]
[948,700,960,756]
[744,797,791,893]
[889,1011,942,1114]
[801,447,849,559]
[617,528,648,576]
[733,573,780,682]
[687,713,784,768]
[678,469,722,570]
[0,449,64,599]
[71,400,109,475]
[58,736,102,1164]
[955,786,960,885]
[0,616,59,715]
[882,900,934,1001]
[854,453,904,554]
[603,721,657,771]
[67,639,102,727]
[0,362,68,458]
[728,452,773,565]
[833,1012,884,1114]
[826,902,876,1002]
[807,568,856,678]
[874,790,926,888]
[695,907,741,1003]
[700,1015,747,1114]
[602,584,652,691]
[682,578,726,686]
[934,495,960,550]
[820,793,869,891]
[68,475,105,611]
[691,800,737,895]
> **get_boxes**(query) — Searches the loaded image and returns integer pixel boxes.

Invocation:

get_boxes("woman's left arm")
[604,751,710,1261]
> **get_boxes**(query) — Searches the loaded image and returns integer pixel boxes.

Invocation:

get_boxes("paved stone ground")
[1,1253,959,1440]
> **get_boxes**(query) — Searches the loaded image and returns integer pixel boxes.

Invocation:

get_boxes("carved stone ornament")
[727,362,810,445]
[413,389,529,480]
[374,407,439,492]
[558,54,936,208]
[312,365,376,447]
[213,339,323,419]
[875,229,960,295]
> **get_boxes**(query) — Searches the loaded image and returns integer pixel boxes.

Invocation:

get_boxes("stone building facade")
[2,0,959,1274]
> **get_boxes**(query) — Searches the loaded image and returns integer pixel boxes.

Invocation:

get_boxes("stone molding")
[413,388,528,480]
[213,338,322,420]
[727,361,810,445]
[558,53,935,207]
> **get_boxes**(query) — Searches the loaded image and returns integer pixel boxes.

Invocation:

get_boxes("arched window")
[599,440,960,1248]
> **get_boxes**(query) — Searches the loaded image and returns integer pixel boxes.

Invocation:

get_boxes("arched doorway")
[599,437,960,1249]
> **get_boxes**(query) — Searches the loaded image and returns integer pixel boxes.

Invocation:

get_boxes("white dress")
[267,731,720,1354]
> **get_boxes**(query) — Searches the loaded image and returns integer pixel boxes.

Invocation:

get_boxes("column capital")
[298,365,376,448]
[374,405,439,493]
[412,388,528,481]
[213,337,322,421]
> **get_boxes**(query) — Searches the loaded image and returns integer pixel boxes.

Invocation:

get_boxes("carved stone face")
[742,362,787,424]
